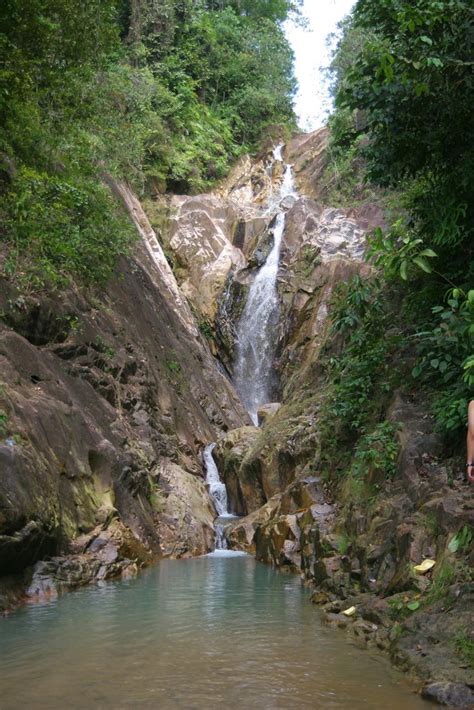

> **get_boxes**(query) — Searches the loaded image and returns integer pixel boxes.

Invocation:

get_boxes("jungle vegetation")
[323,0,473,447]
[0,0,299,287]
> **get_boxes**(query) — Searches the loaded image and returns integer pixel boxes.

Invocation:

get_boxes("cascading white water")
[203,443,230,518]
[203,443,234,551]
[204,146,297,548]
[234,145,297,424]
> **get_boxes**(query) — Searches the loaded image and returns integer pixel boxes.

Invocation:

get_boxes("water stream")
[0,557,429,709]
[203,443,231,519]
[203,443,240,554]
[234,145,297,424]
[0,143,430,710]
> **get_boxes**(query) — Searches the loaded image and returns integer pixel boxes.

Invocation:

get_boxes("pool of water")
[0,554,429,709]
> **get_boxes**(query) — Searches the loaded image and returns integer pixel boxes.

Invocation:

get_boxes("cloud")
[285,0,355,131]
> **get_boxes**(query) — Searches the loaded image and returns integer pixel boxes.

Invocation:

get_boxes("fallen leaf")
[414,559,436,574]
[342,606,356,616]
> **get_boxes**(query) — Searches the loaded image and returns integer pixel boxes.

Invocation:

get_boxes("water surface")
[0,555,429,709]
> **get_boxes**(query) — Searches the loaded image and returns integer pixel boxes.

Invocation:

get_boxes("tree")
[332,0,474,261]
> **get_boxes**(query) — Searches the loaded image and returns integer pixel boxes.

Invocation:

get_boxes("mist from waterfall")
[234,146,297,425]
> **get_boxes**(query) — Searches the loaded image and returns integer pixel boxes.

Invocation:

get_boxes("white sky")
[285,0,356,130]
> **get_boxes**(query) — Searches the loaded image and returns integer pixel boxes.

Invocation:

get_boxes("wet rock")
[285,128,329,197]
[257,403,281,425]
[249,227,274,267]
[213,427,263,514]
[421,682,474,707]
[325,612,351,629]
[226,494,281,553]
[255,513,301,569]
[23,517,152,604]
[310,590,331,605]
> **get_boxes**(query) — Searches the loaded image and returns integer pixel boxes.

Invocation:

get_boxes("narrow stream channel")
[233,145,297,424]
[0,144,431,710]
[0,556,430,709]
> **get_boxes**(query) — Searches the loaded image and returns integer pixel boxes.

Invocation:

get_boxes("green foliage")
[388,594,421,620]
[448,526,473,555]
[330,274,384,334]
[155,6,296,156]
[165,354,187,395]
[326,276,399,433]
[321,132,368,207]
[424,511,441,538]
[328,0,473,445]
[0,409,8,437]
[3,168,133,288]
[412,290,474,385]
[198,320,214,340]
[0,0,297,289]
[351,421,399,481]
[330,0,474,267]
[318,276,404,488]
[454,631,474,670]
[366,223,437,282]
[424,560,456,605]
[410,288,474,435]
[94,336,116,361]
[166,359,182,375]
[335,532,350,555]
[334,0,473,222]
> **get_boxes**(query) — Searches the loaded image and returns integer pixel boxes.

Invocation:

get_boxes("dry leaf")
[413,559,436,574]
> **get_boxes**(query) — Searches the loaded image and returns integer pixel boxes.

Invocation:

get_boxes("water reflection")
[0,556,429,709]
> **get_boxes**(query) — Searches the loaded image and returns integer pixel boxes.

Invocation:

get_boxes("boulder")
[257,403,281,425]
[156,460,216,557]
[422,682,474,707]
[213,426,263,514]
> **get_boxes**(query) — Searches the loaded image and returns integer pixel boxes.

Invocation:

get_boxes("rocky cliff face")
[143,128,473,701]
[1,128,472,704]
[0,127,374,609]
[0,186,248,609]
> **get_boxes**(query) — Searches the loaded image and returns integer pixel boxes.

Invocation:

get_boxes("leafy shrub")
[326,276,400,434]
[1,0,298,289]
[412,289,474,385]
[388,595,421,620]
[351,421,399,481]
[366,222,437,282]
[424,560,456,605]
[454,631,474,670]
[3,168,134,288]
[448,526,473,555]
[327,0,474,448]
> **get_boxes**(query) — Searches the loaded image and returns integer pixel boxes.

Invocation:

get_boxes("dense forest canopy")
[0,0,299,286]
[326,0,473,440]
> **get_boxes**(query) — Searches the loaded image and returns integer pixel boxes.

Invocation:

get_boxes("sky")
[285,0,356,131]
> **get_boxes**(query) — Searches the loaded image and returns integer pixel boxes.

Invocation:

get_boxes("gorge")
[1,0,473,707]
[1,130,472,707]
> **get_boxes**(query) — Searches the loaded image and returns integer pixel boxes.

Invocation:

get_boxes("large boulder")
[165,195,246,320]
[0,184,249,609]
[422,682,474,708]
[213,427,263,515]
[156,460,215,557]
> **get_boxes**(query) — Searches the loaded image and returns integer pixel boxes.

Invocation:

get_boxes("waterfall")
[234,145,297,424]
[203,443,233,551]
